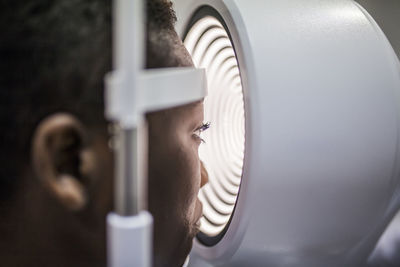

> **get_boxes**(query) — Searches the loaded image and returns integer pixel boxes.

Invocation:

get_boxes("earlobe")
[31,113,90,211]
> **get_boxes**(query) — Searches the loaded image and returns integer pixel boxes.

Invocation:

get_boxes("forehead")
[166,100,204,121]
[146,99,204,129]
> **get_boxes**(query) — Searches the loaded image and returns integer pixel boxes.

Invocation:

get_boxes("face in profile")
[147,100,208,266]
[143,29,209,266]
[145,37,209,266]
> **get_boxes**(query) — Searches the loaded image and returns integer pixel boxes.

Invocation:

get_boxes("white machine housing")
[173,0,400,266]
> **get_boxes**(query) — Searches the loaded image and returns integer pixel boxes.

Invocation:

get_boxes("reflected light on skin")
[146,99,209,266]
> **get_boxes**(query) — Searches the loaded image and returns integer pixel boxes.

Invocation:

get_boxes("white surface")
[172,0,400,266]
[368,211,400,266]
[106,67,207,121]
[107,211,153,267]
[106,67,207,126]
[138,67,208,112]
[106,0,144,127]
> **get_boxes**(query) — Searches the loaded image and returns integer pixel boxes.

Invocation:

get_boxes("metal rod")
[112,0,145,216]
[115,128,140,215]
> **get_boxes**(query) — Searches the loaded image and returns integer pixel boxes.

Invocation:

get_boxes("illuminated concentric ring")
[184,16,245,237]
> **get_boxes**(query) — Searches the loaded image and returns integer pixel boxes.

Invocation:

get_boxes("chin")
[178,237,194,267]
[178,224,199,266]
[154,226,198,267]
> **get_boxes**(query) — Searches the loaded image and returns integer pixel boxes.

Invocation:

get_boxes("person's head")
[0,0,207,266]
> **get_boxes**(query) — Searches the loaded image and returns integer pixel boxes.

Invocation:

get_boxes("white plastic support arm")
[107,211,153,267]
[139,67,208,112]
[106,67,208,122]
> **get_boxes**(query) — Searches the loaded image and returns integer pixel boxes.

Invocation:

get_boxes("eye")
[193,122,211,143]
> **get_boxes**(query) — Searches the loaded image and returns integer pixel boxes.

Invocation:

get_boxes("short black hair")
[0,0,178,200]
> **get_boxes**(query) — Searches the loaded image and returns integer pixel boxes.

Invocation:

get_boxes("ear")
[31,113,95,211]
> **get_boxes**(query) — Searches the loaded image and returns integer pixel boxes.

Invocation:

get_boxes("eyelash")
[193,122,211,143]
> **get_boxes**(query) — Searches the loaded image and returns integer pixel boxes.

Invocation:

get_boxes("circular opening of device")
[184,11,245,244]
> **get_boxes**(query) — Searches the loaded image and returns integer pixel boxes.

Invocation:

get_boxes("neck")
[0,171,107,267]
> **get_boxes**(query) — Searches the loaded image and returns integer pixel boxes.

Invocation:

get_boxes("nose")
[200,160,209,187]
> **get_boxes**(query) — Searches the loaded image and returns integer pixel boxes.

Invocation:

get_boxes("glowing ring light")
[184,16,245,240]
[174,0,400,266]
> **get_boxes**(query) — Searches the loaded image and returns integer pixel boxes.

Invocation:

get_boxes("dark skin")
[148,101,207,265]
[1,35,208,267]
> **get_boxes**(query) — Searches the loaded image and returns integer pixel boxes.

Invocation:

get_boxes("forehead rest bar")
[139,67,208,112]
[105,67,208,121]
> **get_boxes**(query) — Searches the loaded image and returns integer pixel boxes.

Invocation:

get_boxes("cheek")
[147,131,200,206]
[185,134,202,187]
[171,136,202,213]
[180,137,202,216]
[176,136,201,203]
